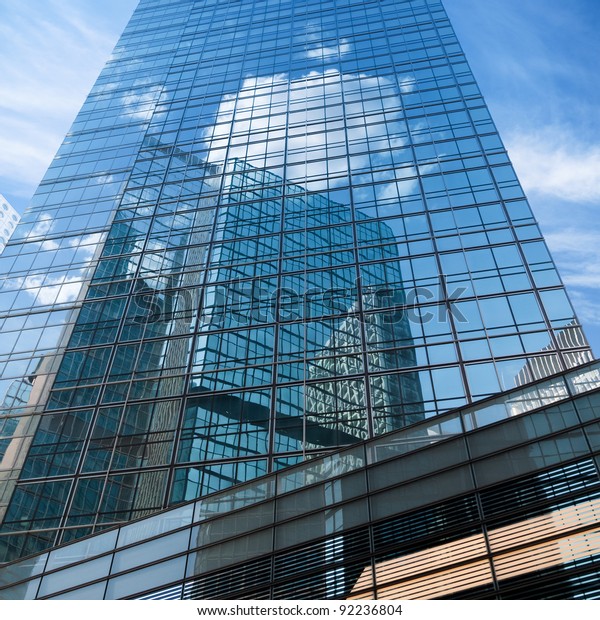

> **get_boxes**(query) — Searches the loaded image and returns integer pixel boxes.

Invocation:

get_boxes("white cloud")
[19,222,105,305]
[120,84,163,121]
[23,213,59,250]
[398,76,416,94]
[377,178,419,201]
[545,229,600,257]
[306,38,352,60]
[28,214,54,236]
[23,273,84,305]
[69,232,105,260]
[505,127,600,204]
[206,69,405,191]
[544,229,600,289]
[0,1,136,197]
[0,122,60,190]
[542,226,600,342]
[568,290,600,327]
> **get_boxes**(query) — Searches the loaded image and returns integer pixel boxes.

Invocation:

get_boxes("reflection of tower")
[178,159,425,504]
[304,222,424,446]
[0,376,34,412]
[305,301,424,443]
[0,355,57,529]
[0,146,220,557]
[515,321,593,387]
[0,376,35,523]
[191,159,424,441]
[183,163,424,600]
[97,152,218,518]
[298,226,425,599]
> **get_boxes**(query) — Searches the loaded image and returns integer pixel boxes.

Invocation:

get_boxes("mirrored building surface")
[0,0,598,596]
[1,361,600,599]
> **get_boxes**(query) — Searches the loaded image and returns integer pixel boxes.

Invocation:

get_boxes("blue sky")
[446,0,600,354]
[0,0,598,353]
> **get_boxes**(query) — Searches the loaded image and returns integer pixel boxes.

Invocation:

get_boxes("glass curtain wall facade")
[1,361,600,600]
[0,0,593,566]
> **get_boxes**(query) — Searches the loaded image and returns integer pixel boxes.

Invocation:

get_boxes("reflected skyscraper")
[0,0,599,599]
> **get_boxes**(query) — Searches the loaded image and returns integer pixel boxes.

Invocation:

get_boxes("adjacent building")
[0,0,598,599]
[0,195,20,254]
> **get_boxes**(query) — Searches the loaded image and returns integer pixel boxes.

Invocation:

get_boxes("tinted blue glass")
[0,0,593,562]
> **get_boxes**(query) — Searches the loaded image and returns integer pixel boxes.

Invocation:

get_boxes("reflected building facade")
[0,0,597,593]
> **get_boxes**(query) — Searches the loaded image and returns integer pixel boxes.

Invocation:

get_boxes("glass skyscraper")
[0,0,599,599]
